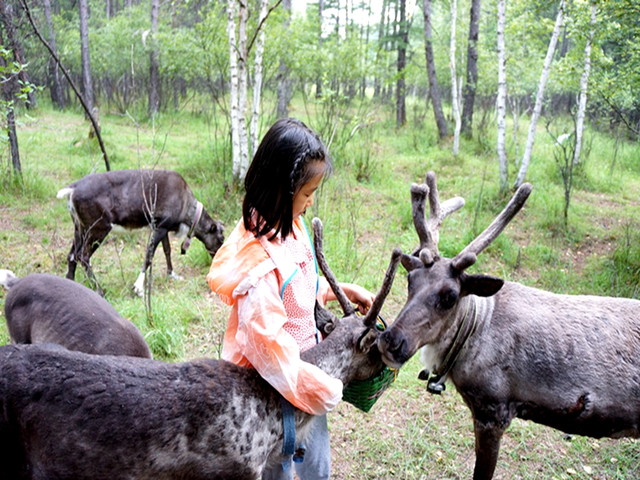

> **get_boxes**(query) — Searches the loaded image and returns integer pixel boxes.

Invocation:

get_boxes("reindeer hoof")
[418,369,430,381]
[168,272,183,281]
[133,272,145,297]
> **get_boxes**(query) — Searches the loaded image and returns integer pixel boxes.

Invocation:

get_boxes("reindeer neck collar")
[426,296,478,395]
[181,201,203,253]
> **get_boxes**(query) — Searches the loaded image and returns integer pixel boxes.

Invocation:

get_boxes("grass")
[1,99,640,479]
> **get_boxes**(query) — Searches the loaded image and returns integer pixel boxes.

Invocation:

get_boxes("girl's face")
[292,170,324,219]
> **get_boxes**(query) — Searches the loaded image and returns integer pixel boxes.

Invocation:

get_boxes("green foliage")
[588,221,640,299]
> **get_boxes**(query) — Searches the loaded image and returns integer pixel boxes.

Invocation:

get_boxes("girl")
[207,118,374,480]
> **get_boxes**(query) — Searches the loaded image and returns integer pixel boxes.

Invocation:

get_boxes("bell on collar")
[426,375,446,395]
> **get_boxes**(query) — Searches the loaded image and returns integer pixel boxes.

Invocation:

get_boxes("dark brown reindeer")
[378,171,640,480]
[57,169,224,296]
[0,269,152,358]
[0,218,400,480]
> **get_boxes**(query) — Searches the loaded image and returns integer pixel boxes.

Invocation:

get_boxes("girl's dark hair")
[243,118,333,239]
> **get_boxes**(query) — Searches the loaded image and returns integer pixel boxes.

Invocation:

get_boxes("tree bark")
[0,15,21,175]
[1,1,37,109]
[276,0,292,118]
[78,0,94,114]
[573,2,596,165]
[315,0,324,98]
[450,0,461,155]
[423,0,448,139]
[396,0,407,127]
[514,0,565,188]
[461,0,480,137]
[236,0,249,180]
[496,0,508,192]
[227,0,242,182]
[148,0,160,117]
[42,0,65,109]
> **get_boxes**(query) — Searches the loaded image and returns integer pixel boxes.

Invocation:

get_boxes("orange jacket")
[207,217,342,415]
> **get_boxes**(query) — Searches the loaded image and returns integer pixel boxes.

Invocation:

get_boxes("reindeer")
[377,171,640,480]
[57,169,224,296]
[0,269,152,358]
[0,218,400,480]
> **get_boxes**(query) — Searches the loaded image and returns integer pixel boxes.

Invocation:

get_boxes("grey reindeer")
[0,218,400,480]
[0,269,152,358]
[377,171,640,480]
[57,169,224,296]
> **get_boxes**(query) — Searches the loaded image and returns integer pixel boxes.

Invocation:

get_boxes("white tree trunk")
[250,0,269,161]
[450,0,461,156]
[237,1,250,180]
[514,0,565,188]
[496,0,508,191]
[573,2,596,166]
[227,0,242,181]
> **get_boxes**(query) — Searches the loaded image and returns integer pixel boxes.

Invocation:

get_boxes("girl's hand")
[340,283,375,315]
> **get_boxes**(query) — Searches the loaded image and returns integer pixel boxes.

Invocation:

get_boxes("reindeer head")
[303,218,401,385]
[198,216,225,257]
[378,171,532,369]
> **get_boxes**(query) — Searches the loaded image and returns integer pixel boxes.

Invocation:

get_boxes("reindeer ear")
[460,273,504,297]
[401,253,423,272]
[357,328,378,353]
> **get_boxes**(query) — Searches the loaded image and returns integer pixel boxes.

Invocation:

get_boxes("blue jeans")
[262,414,331,480]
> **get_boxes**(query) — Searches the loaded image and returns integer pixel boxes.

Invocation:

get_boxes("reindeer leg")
[134,228,169,296]
[79,224,111,296]
[161,234,181,280]
[66,228,83,280]
[472,416,506,480]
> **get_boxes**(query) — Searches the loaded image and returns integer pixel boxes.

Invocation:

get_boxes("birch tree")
[228,0,280,184]
[227,0,247,182]
[249,0,270,160]
[449,0,461,155]
[423,0,448,139]
[514,0,565,188]
[573,2,596,166]
[496,0,508,192]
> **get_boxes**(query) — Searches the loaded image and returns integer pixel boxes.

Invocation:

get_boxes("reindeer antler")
[412,171,465,259]
[312,218,400,329]
[453,182,532,266]
[312,218,356,317]
[362,248,402,329]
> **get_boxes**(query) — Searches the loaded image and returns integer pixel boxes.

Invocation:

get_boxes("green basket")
[342,365,398,412]
[342,315,398,413]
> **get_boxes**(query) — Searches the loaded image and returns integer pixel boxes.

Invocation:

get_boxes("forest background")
[1,0,640,478]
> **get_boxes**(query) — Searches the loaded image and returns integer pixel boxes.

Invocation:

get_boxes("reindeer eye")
[437,288,458,310]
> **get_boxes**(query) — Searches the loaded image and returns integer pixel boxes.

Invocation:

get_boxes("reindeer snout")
[378,330,410,368]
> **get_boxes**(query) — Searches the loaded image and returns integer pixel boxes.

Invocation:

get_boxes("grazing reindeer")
[57,169,225,296]
[377,171,640,480]
[0,219,400,480]
[0,269,152,358]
